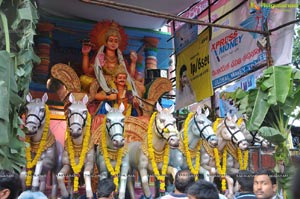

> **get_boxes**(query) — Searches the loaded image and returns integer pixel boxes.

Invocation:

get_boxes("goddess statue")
[81,21,145,106]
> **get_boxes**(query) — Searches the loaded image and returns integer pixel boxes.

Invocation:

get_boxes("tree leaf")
[260,66,292,104]
[247,89,270,131]
[258,126,286,145]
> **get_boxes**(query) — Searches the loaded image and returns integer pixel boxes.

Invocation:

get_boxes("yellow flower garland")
[101,116,124,191]
[237,148,249,170]
[147,112,170,192]
[183,112,201,181]
[213,118,223,133]
[236,118,249,170]
[25,105,50,187]
[66,112,91,192]
[214,147,227,192]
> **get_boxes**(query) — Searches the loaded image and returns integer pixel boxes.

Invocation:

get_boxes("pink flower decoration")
[97,53,105,67]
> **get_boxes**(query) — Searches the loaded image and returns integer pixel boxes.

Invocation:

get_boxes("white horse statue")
[57,93,95,199]
[127,103,180,199]
[94,102,129,199]
[20,93,63,199]
[169,107,218,181]
[200,114,249,178]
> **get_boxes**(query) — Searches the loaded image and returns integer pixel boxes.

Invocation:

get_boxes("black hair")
[174,169,195,193]
[236,170,254,192]
[0,169,22,199]
[187,179,219,199]
[255,169,276,185]
[97,177,116,198]
[179,64,187,77]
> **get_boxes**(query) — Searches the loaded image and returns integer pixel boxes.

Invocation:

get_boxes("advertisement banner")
[176,29,213,110]
[209,29,267,88]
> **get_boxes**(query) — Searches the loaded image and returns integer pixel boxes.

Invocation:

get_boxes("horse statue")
[20,93,63,199]
[169,107,218,181]
[92,102,129,199]
[126,103,180,199]
[200,114,249,178]
[57,93,95,199]
[237,117,270,148]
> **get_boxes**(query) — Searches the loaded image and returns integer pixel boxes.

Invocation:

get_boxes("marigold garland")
[101,116,124,191]
[147,112,169,192]
[214,147,227,192]
[66,112,91,192]
[213,118,223,133]
[25,105,50,187]
[183,112,201,181]
[237,118,243,127]
[237,148,249,170]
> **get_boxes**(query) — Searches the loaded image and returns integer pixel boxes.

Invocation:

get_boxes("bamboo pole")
[80,0,268,35]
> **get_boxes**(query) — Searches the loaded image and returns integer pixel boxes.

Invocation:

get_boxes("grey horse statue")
[127,103,180,199]
[57,93,95,199]
[93,102,129,199]
[169,107,218,181]
[20,93,63,199]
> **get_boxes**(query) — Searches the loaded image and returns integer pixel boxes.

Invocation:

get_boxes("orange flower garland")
[25,105,50,187]
[183,112,201,181]
[214,147,227,192]
[147,112,169,192]
[237,148,249,170]
[101,116,124,190]
[66,112,91,192]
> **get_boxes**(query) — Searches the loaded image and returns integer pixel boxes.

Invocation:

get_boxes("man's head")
[97,178,116,199]
[187,180,219,199]
[0,169,22,199]
[236,170,254,192]
[179,64,189,89]
[253,169,277,199]
[114,66,128,87]
[174,169,195,193]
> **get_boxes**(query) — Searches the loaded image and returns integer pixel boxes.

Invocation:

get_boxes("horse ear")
[168,104,175,114]
[69,93,75,103]
[232,114,238,122]
[196,106,202,115]
[41,93,48,103]
[156,103,162,112]
[119,103,125,113]
[105,103,112,112]
[82,94,89,105]
[26,93,32,103]
[204,108,210,117]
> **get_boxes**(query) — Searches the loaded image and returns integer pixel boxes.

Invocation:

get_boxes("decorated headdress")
[114,65,128,77]
[90,20,128,51]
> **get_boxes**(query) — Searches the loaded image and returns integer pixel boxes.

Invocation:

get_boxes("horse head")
[104,103,125,149]
[67,93,89,139]
[25,93,48,136]
[217,114,249,151]
[191,107,218,147]
[154,103,180,148]
[237,117,270,148]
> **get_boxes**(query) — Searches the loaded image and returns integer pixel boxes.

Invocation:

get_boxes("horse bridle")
[68,111,87,128]
[106,120,124,141]
[224,118,247,146]
[249,131,267,146]
[193,113,215,142]
[26,107,46,129]
[155,116,177,142]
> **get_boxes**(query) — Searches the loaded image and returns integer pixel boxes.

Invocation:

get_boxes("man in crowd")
[0,169,22,199]
[253,169,283,199]
[235,170,256,199]
[187,180,219,199]
[161,169,195,199]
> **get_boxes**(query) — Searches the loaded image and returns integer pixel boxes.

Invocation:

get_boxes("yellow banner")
[176,29,213,110]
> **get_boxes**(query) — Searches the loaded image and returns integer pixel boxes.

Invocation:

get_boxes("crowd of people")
[1,167,300,199]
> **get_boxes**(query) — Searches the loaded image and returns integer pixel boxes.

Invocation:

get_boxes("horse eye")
[82,111,87,116]
[121,118,125,123]
[160,119,165,123]
[230,126,236,130]
[106,119,111,124]
[40,108,45,113]
[198,120,204,124]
